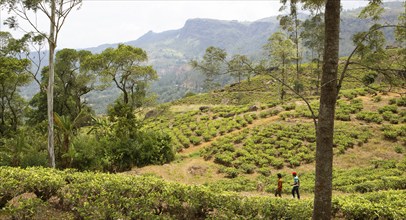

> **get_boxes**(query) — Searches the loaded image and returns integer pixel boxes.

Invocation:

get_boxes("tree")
[344,2,406,91]
[191,46,255,91]
[301,12,325,95]
[312,0,340,218]
[53,111,89,168]
[0,32,31,137]
[3,0,83,168]
[228,54,254,84]
[53,49,94,118]
[190,46,227,91]
[279,0,302,83]
[87,44,157,114]
[27,49,94,126]
[264,31,296,101]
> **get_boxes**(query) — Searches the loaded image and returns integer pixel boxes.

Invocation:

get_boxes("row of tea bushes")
[1,167,405,219]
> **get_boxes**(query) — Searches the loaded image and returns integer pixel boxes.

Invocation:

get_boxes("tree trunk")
[123,89,129,104]
[313,0,340,219]
[316,57,321,96]
[47,0,56,168]
[295,18,300,81]
[281,59,286,101]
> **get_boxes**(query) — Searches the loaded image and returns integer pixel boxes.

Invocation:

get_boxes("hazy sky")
[0,0,373,49]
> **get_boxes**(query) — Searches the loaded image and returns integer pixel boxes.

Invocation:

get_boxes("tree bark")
[47,0,57,168]
[313,0,340,219]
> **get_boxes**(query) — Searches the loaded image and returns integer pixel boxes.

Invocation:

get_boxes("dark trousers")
[292,186,300,199]
[275,188,282,197]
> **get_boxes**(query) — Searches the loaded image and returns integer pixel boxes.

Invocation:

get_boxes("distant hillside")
[20,2,404,114]
[86,1,405,111]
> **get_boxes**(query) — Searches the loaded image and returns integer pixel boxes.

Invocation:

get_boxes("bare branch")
[337,24,405,95]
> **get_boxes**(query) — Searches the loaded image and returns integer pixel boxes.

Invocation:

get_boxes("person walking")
[291,171,300,199]
[275,173,283,197]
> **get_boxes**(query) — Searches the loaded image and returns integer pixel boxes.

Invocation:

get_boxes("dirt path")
[179,114,281,155]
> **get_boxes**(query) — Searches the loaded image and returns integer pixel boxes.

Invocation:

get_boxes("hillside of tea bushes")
[1,73,405,219]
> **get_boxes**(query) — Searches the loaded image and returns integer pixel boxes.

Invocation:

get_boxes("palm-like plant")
[54,111,90,168]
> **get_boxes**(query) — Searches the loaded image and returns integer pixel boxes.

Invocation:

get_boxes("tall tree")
[264,31,296,101]
[3,0,83,168]
[301,12,325,95]
[190,46,227,91]
[54,49,94,118]
[279,0,302,83]
[87,44,157,112]
[28,48,94,125]
[312,0,340,218]
[0,32,31,137]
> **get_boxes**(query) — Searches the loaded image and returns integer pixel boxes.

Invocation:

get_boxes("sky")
[0,0,376,49]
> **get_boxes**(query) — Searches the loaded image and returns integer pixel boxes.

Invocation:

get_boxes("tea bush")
[202,122,371,175]
[1,167,405,219]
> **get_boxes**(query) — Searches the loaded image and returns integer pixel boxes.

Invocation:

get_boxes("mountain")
[20,2,404,114]
[82,17,280,112]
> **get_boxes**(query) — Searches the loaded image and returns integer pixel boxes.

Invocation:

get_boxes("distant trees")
[190,46,227,90]
[345,2,406,91]
[190,46,254,91]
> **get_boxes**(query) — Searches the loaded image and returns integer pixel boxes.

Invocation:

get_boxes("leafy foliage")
[1,166,405,219]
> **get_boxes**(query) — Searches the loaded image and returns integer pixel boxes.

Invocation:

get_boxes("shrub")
[1,167,405,219]
[394,145,404,154]
[356,111,383,123]
[381,125,406,141]
[257,167,272,177]
[335,111,351,121]
[4,197,46,220]
[271,158,284,169]
[195,129,203,136]
[282,103,296,111]
[214,152,234,167]
[378,105,398,114]
[240,163,256,174]
[395,97,406,106]
[372,95,382,102]
[190,136,202,145]
[223,167,239,178]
